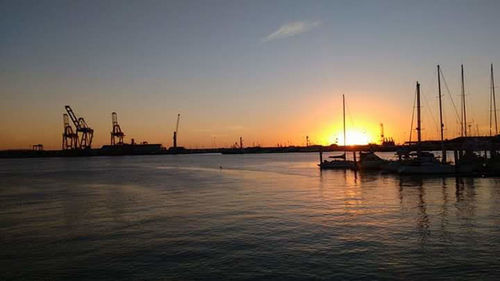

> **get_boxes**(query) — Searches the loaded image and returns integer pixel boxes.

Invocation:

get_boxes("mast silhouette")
[343,94,346,147]
[461,64,468,137]
[490,64,498,136]
[416,81,422,156]
[437,65,446,163]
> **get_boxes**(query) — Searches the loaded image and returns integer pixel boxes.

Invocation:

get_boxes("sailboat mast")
[343,94,346,147]
[490,69,493,136]
[437,65,446,163]
[416,81,422,155]
[461,64,468,137]
[491,64,498,135]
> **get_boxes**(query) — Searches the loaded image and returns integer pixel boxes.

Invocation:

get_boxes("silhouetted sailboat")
[319,95,356,170]
[397,80,454,175]
[454,65,486,174]
[358,151,388,170]
[484,63,500,174]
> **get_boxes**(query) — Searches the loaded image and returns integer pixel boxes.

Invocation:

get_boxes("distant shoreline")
[2,135,499,159]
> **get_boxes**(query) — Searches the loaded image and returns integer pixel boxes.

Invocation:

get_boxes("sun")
[328,129,372,146]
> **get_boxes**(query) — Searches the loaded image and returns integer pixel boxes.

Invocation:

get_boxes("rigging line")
[421,87,440,139]
[470,118,478,136]
[409,86,417,143]
[443,107,448,139]
[456,120,461,136]
[462,72,478,137]
[427,70,441,139]
[345,102,355,129]
[439,68,461,124]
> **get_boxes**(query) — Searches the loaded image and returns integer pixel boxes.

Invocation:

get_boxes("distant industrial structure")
[173,113,180,148]
[110,112,125,145]
[63,105,94,150]
[168,113,186,153]
[60,106,162,155]
[102,110,162,155]
[62,113,77,150]
[379,123,395,147]
[32,144,43,151]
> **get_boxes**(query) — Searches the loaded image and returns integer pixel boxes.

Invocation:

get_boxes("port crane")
[380,123,384,144]
[62,113,78,150]
[65,105,94,149]
[110,112,125,145]
[173,114,180,148]
[380,123,395,146]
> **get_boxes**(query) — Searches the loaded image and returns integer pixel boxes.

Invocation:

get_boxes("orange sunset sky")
[1,1,500,149]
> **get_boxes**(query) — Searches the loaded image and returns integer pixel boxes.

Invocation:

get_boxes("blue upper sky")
[1,0,500,148]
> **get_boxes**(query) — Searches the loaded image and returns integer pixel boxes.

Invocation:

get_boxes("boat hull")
[398,163,455,175]
[381,161,401,173]
[319,160,356,170]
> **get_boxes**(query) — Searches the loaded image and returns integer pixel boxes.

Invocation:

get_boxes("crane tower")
[62,113,78,150]
[111,112,125,145]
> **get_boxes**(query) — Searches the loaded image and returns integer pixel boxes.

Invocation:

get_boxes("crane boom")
[176,114,180,133]
[173,114,180,148]
[65,105,81,130]
[64,105,93,149]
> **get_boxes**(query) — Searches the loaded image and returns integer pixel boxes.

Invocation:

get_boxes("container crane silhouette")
[65,105,94,149]
[62,113,78,150]
[111,112,125,145]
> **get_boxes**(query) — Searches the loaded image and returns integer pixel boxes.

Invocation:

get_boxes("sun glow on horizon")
[328,129,373,146]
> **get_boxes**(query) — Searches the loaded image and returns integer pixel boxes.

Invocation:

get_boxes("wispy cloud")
[262,20,320,42]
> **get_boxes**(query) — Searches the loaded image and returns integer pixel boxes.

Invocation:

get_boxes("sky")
[1,0,500,149]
